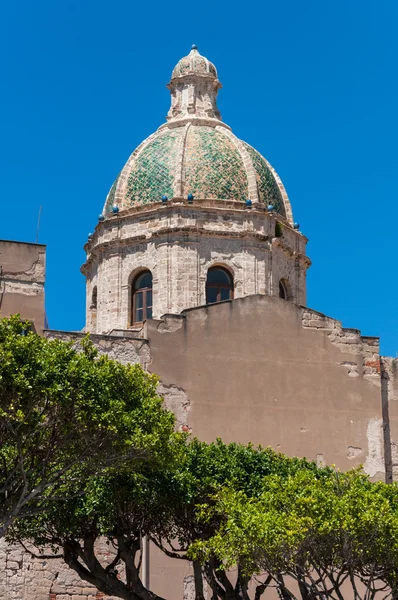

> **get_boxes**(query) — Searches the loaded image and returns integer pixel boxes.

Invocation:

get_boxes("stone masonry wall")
[45,330,151,368]
[302,307,381,382]
[0,538,119,600]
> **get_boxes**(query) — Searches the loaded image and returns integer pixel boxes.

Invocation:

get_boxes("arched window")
[279,279,288,300]
[206,267,234,304]
[89,286,98,331]
[132,270,153,324]
[90,286,97,310]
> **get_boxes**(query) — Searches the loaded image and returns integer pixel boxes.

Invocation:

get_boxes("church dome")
[103,46,293,224]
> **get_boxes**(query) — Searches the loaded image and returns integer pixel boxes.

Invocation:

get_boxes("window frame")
[131,270,153,325]
[206,266,234,304]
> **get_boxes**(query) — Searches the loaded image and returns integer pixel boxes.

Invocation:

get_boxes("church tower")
[82,46,310,334]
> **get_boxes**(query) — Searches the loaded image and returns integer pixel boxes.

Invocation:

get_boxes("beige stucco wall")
[144,295,390,600]
[146,295,384,476]
[0,240,46,333]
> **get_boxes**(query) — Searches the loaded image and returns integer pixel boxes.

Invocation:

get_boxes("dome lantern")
[167,45,222,124]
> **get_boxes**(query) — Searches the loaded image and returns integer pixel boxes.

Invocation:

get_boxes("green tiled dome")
[125,128,183,205]
[104,124,290,220]
[183,127,248,201]
[242,143,285,209]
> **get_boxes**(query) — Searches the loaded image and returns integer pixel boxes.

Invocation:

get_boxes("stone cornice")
[82,225,310,274]
[93,198,296,234]
[272,238,312,268]
[158,116,231,131]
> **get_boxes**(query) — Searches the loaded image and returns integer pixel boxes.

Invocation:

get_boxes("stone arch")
[127,265,153,288]
[88,285,98,332]
[279,278,293,301]
[205,264,234,305]
[200,260,239,305]
[90,286,97,309]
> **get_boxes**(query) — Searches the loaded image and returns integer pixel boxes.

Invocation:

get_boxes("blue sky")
[0,0,397,356]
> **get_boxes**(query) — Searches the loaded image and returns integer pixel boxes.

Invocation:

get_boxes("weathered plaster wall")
[143,296,389,600]
[381,357,398,482]
[147,295,384,477]
[45,330,151,368]
[45,330,192,432]
[0,240,46,333]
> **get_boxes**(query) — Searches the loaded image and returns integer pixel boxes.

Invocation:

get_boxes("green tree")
[0,315,175,538]
[190,469,398,599]
[11,439,332,600]
[8,340,398,600]
[14,439,398,600]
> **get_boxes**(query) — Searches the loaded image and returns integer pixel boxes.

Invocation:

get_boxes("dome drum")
[83,201,309,334]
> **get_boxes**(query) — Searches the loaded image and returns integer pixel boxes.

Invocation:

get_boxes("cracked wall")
[45,330,192,433]
[147,296,385,479]
[45,330,151,369]
[381,357,398,482]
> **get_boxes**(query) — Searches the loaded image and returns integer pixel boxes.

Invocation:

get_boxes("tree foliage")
[0,315,175,538]
[12,438,398,600]
[190,468,398,599]
[11,439,337,600]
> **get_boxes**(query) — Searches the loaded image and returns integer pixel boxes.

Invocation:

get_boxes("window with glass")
[206,267,234,304]
[132,270,153,324]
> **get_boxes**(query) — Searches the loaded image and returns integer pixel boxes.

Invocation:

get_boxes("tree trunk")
[193,560,205,600]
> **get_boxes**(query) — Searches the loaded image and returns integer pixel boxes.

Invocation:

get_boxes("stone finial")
[167,46,222,123]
